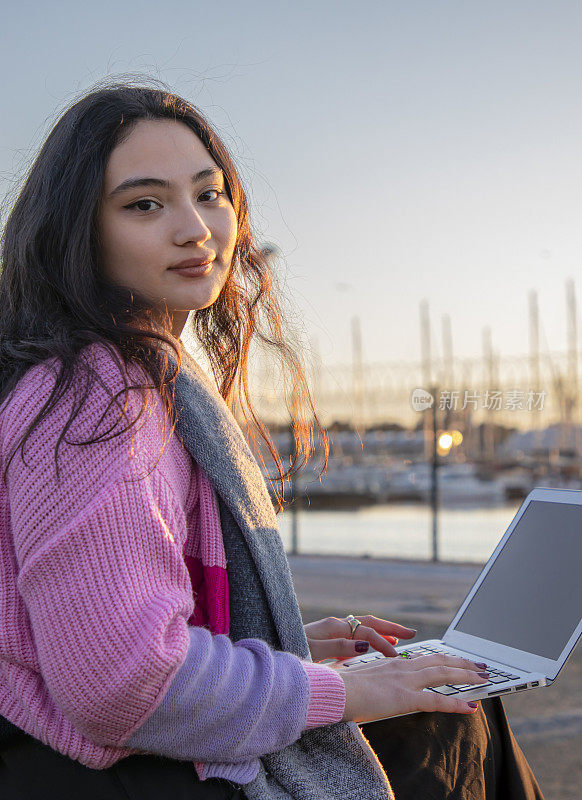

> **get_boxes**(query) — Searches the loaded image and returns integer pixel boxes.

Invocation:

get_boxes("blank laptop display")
[453,500,582,660]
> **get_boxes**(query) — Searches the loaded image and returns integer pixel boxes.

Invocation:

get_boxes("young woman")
[0,80,544,799]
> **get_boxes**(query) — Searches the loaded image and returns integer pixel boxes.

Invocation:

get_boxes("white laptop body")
[334,487,582,719]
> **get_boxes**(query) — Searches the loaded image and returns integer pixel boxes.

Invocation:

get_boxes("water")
[278,502,522,563]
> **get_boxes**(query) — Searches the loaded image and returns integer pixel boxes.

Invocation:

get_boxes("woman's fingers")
[339,655,485,722]
[354,615,417,639]
[348,616,417,656]
[411,665,489,691]
[350,627,399,657]
[312,637,373,660]
[307,615,415,648]
[403,653,485,672]
[341,651,487,677]
[342,621,415,657]
[417,690,480,715]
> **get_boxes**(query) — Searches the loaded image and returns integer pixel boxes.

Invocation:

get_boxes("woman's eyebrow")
[108,166,223,199]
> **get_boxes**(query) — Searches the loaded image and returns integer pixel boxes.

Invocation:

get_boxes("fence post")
[431,385,439,562]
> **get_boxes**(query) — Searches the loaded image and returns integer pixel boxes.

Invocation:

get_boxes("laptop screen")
[453,500,582,660]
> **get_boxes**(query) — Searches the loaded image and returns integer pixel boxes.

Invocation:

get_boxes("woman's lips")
[169,261,213,277]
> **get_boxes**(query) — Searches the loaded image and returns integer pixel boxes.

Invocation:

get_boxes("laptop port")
[489,688,511,695]
[515,684,527,690]
[530,681,539,687]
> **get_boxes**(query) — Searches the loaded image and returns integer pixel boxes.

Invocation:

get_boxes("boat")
[385,462,505,506]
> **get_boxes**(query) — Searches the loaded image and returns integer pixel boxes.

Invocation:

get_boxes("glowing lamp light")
[438,433,453,450]
[436,429,463,457]
[451,430,463,446]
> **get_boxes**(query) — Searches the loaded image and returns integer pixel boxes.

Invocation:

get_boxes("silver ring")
[345,614,362,639]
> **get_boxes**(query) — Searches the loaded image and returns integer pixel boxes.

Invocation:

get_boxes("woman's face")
[98,118,238,338]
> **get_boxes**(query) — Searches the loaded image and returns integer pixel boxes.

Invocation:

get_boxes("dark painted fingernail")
[474,662,488,669]
[478,672,490,678]
[355,641,369,653]
[467,702,478,709]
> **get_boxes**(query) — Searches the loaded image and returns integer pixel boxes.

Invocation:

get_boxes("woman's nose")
[173,203,212,245]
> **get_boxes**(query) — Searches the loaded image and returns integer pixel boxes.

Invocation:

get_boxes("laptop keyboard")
[343,643,523,694]
[399,644,522,694]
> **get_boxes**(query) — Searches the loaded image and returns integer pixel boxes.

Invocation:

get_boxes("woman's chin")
[185,290,223,312]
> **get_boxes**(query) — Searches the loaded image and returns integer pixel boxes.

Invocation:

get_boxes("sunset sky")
[1,0,581,367]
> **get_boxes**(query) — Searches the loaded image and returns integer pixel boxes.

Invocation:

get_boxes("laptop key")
[429,685,459,695]
[488,675,510,683]
[457,682,492,691]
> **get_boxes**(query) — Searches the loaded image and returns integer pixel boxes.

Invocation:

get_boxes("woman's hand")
[304,614,417,662]
[339,652,489,723]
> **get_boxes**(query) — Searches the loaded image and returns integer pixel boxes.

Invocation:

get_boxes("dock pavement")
[289,554,582,800]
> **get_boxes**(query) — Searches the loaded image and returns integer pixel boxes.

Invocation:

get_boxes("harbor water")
[278,502,522,563]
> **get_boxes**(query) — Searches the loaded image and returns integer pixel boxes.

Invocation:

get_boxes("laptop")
[332,487,582,719]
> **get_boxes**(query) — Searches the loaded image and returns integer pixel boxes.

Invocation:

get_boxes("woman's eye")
[126,199,160,213]
[199,188,223,202]
[125,189,223,213]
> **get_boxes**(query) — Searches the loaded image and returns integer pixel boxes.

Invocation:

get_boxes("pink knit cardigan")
[0,344,345,770]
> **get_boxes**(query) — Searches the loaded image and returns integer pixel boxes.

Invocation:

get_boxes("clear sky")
[1,0,581,366]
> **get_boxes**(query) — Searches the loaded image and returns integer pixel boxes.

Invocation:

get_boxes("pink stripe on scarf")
[183,462,229,635]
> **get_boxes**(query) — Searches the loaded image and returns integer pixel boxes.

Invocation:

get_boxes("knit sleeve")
[120,635,344,785]
[125,628,317,768]
[3,344,197,747]
[12,465,196,747]
[301,661,346,729]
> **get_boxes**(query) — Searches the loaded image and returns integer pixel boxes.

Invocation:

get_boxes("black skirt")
[0,716,242,800]
[0,699,544,800]
[361,698,545,800]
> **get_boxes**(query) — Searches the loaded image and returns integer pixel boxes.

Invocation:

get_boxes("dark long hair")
[0,76,328,507]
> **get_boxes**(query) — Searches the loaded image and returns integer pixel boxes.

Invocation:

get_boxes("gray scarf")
[171,343,394,800]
